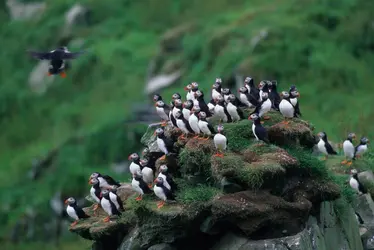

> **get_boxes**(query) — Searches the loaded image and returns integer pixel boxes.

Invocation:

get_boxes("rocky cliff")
[69,112,374,250]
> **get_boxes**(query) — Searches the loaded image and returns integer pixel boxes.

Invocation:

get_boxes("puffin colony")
[64,77,370,226]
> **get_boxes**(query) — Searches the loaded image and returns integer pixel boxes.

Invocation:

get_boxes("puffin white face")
[198,111,207,119]
[217,124,224,133]
[244,77,252,84]
[172,93,181,100]
[212,83,220,90]
[191,82,199,89]
[156,100,165,107]
[215,95,224,103]
[351,169,358,175]
[192,105,201,113]
[140,159,148,167]
[184,84,192,91]
[290,90,300,98]
[174,99,182,106]
[261,92,269,99]
[160,164,168,172]
[183,100,192,109]
[153,94,161,102]
[90,172,99,179]
[155,177,164,184]
[249,113,259,121]
[65,197,76,205]
[361,137,369,144]
[221,88,230,95]
[90,178,99,185]
[281,91,290,98]
[215,78,222,84]
[175,110,182,119]
[239,86,247,93]
[228,94,236,102]
[258,81,266,89]
[348,133,356,140]
[155,128,164,136]
[128,153,139,161]
[317,132,326,139]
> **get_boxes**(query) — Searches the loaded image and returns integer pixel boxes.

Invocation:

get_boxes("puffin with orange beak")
[154,100,170,127]
[65,197,90,227]
[88,172,120,189]
[100,190,121,223]
[154,128,175,161]
[89,178,102,214]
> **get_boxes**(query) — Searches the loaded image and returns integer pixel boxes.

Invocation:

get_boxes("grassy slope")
[1,0,374,248]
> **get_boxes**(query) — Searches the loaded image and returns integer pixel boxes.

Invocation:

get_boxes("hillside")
[1,0,374,249]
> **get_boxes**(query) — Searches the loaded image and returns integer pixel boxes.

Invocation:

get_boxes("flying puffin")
[191,82,200,106]
[279,91,296,125]
[182,100,193,120]
[349,169,367,195]
[267,80,281,111]
[140,159,154,188]
[249,113,270,145]
[132,170,153,201]
[244,77,260,104]
[189,105,201,138]
[100,189,121,222]
[342,133,356,166]
[65,197,90,227]
[28,46,85,77]
[214,95,232,123]
[213,124,228,158]
[154,100,170,127]
[175,109,194,139]
[238,86,255,108]
[198,111,216,140]
[184,84,193,101]
[142,147,163,172]
[89,178,102,213]
[89,172,120,189]
[128,152,141,175]
[109,186,124,212]
[158,165,177,192]
[154,127,174,161]
[317,132,337,160]
[355,137,369,159]
[226,94,244,122]
[253,92,272,120]
[157,164,172,190]
[154,177,175,209]
[212,82,223,101]
[195,90,213,117]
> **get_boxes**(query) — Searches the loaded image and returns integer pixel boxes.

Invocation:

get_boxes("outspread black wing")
[62,51,86,59]
[76,206,90,219]
[103,175,120,186]
[28,51,51,60]
[325,142,337,155]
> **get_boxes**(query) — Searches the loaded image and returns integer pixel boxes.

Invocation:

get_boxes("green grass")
[176,184,221,204]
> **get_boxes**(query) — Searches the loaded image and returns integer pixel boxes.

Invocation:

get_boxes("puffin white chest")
[214,105,225,118]
[98,177,109,188]
[317,139,328,155]
[290,98,298,106]
[172,107,179,118]
[239,93,251,107]
[90,187,100,203]
[157,172,171,190]
[109,192,120,210]
[259,90,263,101]
[188,114,200,133]
[279,100,294,118]
[66,205,78,220]
[141,167,154,184]
[182,108,191,120]
[252,123,259,140]
[259,99,272,117]
[193,99,199,106]
[214,133,227,150]
[129,162,141,175]
[227,103,240,121]
[198,120,211,135]
[156,107,169,121]
[156,137,168,154]
[101,198,113,216]
[186,92,192,101]
[154,186,167,201]
[207,102,215,111]
[212,89,221,100]
[224,95,229,103]
[131,178,144,195]
[245,84,251,92]
[356,145,368,156]
[176,119,189,134]
[349,177,360,192]
[343,140,355,159]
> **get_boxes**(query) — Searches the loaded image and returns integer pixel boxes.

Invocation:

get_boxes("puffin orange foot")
[157,201,165,209]
[347,161,353,166]
[60,72,66,78]
[193,135,199,139]
[70,221,78,227]
[341,160,347,165]
[263,116,271,120]
[148,184,153,188]
[47,72,52,76]
[260,121,265,124]
[103,216,110,222]
[135,196,142,201]
[161,121,168,127]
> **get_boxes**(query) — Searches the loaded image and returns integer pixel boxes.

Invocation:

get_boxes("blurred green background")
[1,0,374,249]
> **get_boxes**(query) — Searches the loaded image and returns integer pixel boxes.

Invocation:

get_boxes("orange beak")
[64,199,68,205]
[248,116,252,120]
[184,86,188,91]
[99,193,102,198]
[128,155,132,160]
[154,179,158,183]
[154,103,158,106]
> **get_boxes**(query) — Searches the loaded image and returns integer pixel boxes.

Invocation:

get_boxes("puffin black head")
[140,159,149,167]
[347,133,356,141]
[101,189,110,199]
[217,124,224,133]
[155,100,165,107]
[160,164,168,173]
[64,197,76,206]
[261,92,269,100]
[89,177,99,186]
[172,93,181,100]
[198,111,207,119]
[360,137,369,145]
[215,78,222,84]
[174,99,182,107]
[228,94,236,102]
[239,86,248,94]
[289,85,297,92]
[142,147,150,156]
[248,113,260,121]
[153,94,162,102]
[192,105,201,114]
[221,88,230,95]
[154,128,164,137]
[184,84,192,91]
[280,91,290,99]
[182,100,193,109]
[128,152,140,161]
[350,169,358,175]
[175,110,183,119]
[258,81,267,90]
[191,82,199,91]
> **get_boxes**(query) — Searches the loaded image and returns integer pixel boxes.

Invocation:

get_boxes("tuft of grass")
[330,174,356,204]
[223,120,253,152]
[176,184,221,204]
[178,147,212,175]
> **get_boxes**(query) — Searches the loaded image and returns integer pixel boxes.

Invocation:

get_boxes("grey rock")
[220,177,243,193]
[358,170,374,184]
[6,0,46,21]
[145,71,182,95]
[147,243,176,250]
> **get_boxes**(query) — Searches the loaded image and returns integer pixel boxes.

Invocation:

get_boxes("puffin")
[159,165,177,192]
[89,172,120,189]
[195,90,213,117]
[215,77,223,90]
[349,169,367,195]
[317,132,337,160]
[198,111,216,140]
[128,152,141,175]
[212,82,223,101]
[154,177,175,209]
[226,94,244,122]
[182,100,194,121]
[342,133,356,166]
[191,82,200,106]
[131,170,153,201]
[109,186,124,212]
[267,80,281,111]
[100,189,121,222]
[189,105,201,138]
[253,92,272,120]
[140,159,154,188]
[88,178,102,213]
[157,164,172,190]
[154,127,174,160]
[172,99,184,123]
[214,95,232,123]
[279,91,296,125]
[249,113,270,144]
[184,84,193,101]
[175,110,194,139]
[222,88,244,107]
[141,147,163,172]
[213,124,228,158]
[65,197,90,227]
[258,80,270,101]
[244,77,260,104]
[154,100,170,127]
[238,86,256,108]
[153,94,163,102]
[28,46,85,77]
[289,86,301,116]
[355,137,369,159]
